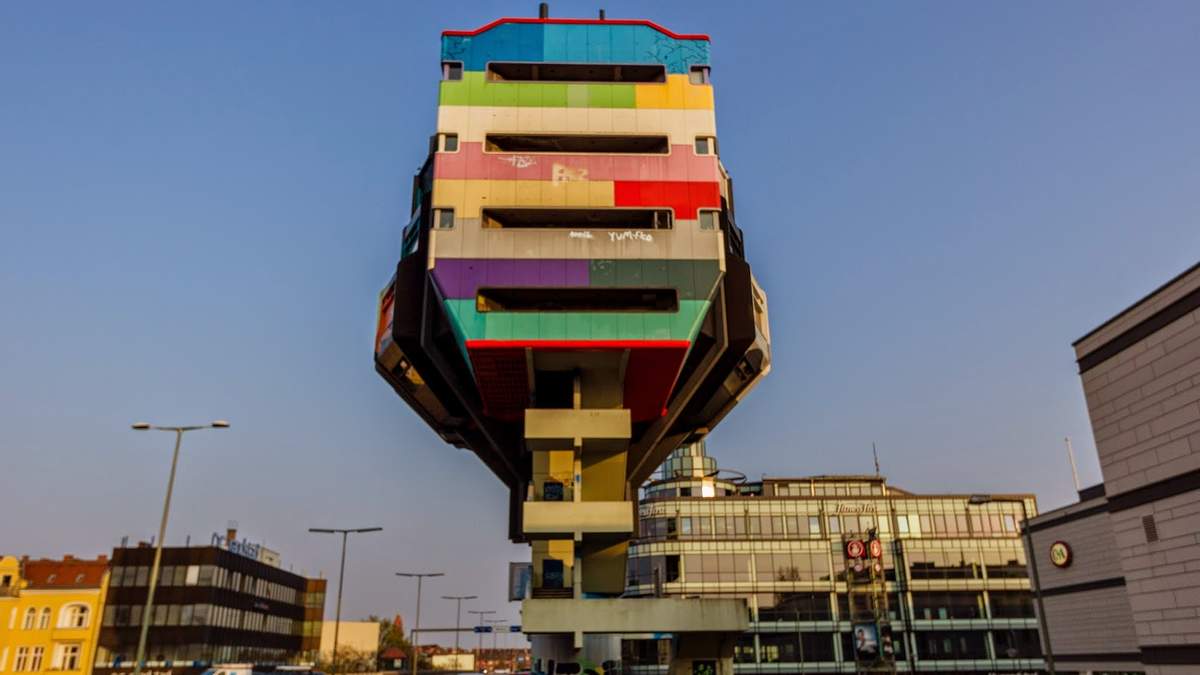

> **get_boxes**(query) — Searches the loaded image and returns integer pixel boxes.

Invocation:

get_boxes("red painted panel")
[466,340,691,422]
[612,180,720,220]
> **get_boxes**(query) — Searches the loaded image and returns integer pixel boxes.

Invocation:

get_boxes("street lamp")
[967,494,1055,674]
[442,594,477,671]
[398,572,444,675]
[468,610,495,673]
[309,527,384,674]
[129,420,229,675]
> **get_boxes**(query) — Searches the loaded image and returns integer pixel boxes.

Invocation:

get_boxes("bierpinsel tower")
[375,5,771,674]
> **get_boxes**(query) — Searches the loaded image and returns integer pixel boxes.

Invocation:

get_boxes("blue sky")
[2,0,1198,636]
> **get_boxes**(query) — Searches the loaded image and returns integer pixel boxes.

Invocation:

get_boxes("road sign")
[846,539,865,559]
[868,539,883,559]
[473,625,493,633]
[509,625,521,632]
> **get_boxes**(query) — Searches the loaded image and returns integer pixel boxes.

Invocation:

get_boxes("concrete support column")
[668,632,736,675]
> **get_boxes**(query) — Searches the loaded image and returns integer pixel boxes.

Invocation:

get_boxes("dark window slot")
[487,62,666,83]
[482,208,672,230]
[486,134,669,154]
[477,287,679,313]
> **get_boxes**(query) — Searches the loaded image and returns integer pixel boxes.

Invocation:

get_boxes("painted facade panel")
[440,74,711,110]
[436,106,717,146]
[441,21,710,74]
[429,224,724,263]
[433,143,719,183]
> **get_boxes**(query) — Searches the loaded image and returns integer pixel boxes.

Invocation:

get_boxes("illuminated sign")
[1049,541,1072,568]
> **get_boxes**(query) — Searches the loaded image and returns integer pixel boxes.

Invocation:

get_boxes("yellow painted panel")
[635,75,713,110]
[431,179,617,218]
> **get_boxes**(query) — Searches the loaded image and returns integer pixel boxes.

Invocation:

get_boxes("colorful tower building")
[376,7,770,674]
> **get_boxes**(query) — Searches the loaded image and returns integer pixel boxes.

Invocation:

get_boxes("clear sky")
[2,0,1199,641]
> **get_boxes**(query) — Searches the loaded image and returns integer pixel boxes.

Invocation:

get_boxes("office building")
[1026,261,1200,674]
[624,442,1045,673]
[94,529,326,674]
[375,7,771,674]
[0,555,110,675]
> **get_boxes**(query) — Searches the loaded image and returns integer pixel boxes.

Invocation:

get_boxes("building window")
[15,647,30,671]
[434,208,455,230]
[38,607,51,629]
[61,604,90,628]
[688,66,711,85]
[694,136,716,156]
[56,644,81,671]
[442,61,463,81]
[698,210,718,231]
[22,608,36,630]
[437,133,458,152]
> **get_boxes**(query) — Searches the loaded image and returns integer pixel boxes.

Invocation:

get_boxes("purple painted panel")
[432,259,590,298]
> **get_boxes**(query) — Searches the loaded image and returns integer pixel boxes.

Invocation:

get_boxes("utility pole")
[309,527,384,674]
[398,572,444,675]
[442,594,477,671]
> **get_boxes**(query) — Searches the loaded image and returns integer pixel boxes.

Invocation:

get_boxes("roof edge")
[1072,259,1200,347]
[442,17,710,41]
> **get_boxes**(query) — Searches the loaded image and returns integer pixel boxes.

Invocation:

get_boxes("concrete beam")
[521,598,748,635]
[522,501,634,538]
[524,409,631,451]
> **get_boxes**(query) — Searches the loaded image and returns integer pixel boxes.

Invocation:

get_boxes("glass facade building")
[622,442,1044,673]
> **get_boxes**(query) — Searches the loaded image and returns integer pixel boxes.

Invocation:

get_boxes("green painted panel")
[538,313,568,340]
[589,259,616,286]
[590,313,619,340]
[668,260,697,300]
[615,259,645,287]
[642,260,669,287]
[566,84,589,108]
[440,71,635,109]
[444,299,710,343]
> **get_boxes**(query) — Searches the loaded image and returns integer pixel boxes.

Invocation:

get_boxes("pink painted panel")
[433,142,720,183]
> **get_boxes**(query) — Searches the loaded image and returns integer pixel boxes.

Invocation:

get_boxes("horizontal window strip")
[439,72,713,110]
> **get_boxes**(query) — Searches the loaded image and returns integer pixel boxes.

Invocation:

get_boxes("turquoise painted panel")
[443,299,711,342]
[442,23,710,73]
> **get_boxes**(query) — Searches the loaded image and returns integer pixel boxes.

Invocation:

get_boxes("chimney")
[538,3,549,19]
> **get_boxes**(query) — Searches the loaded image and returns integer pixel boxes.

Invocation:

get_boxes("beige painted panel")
[581,540,628,595]
[431,223,725,263]
[521,597,748,635]
[522,501,634,537]
[437,106,718,147]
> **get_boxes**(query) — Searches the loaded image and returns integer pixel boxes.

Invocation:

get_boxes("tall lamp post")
[129,420,229,675]
[309,527,384,674]
[968,494,1055,674]
[442,594,477,671]
[468,610,495,673]
[398,572,443,675]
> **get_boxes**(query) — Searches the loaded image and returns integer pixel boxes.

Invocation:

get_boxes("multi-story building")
[623,442,1045,673]
[375,7,771,674]
[1025,260,1200,674]
[0,555,110,675]
[94,531,326,674]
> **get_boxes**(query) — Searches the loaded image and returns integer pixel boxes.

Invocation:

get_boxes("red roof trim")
[467,339,691,351]
[443,18,710,41]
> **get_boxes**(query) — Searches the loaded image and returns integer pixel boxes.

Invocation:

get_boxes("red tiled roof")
[23,556,108,588]
[380,648,406,659]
